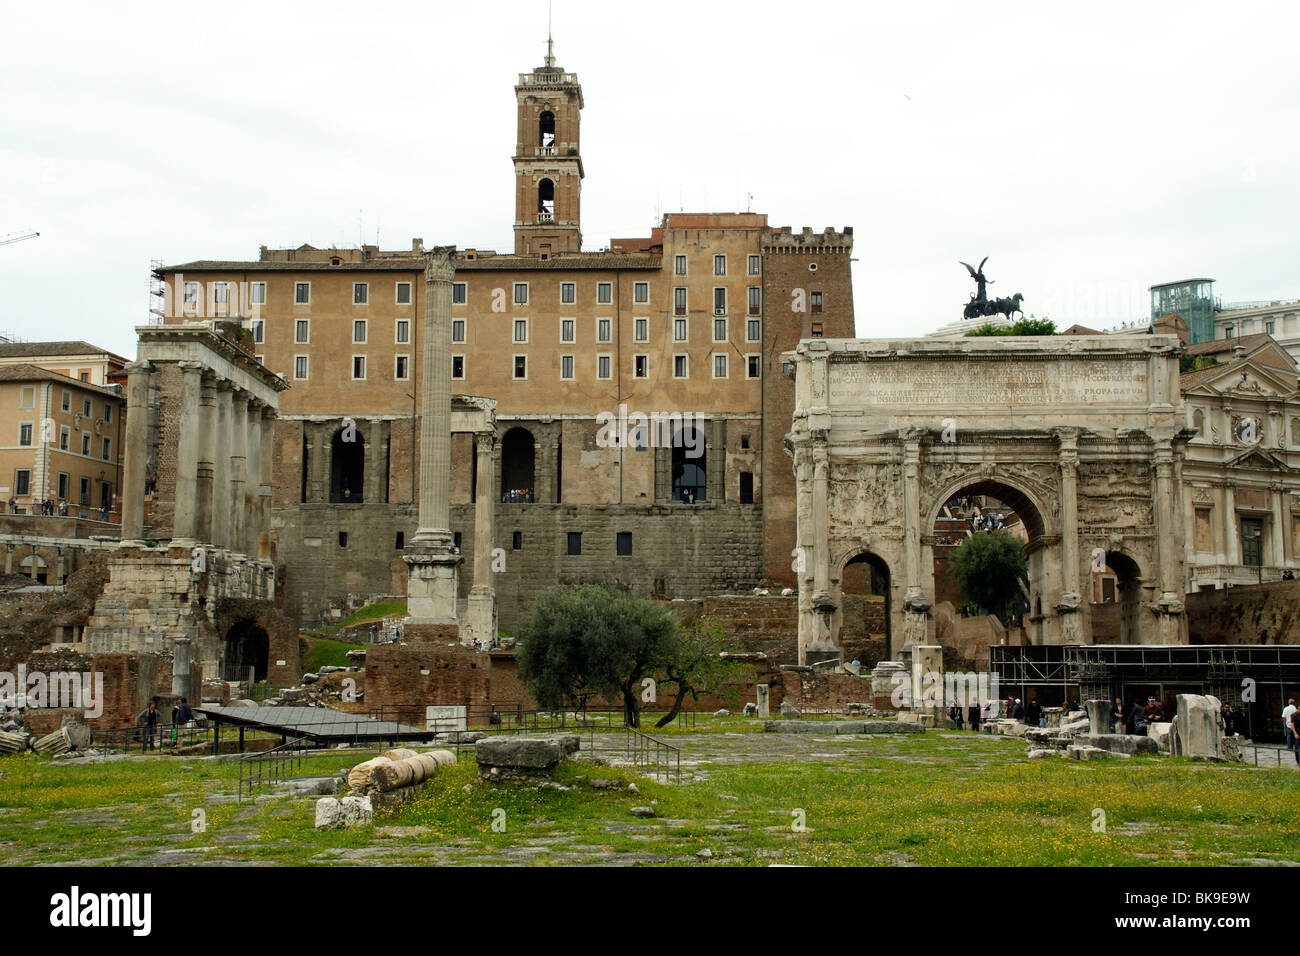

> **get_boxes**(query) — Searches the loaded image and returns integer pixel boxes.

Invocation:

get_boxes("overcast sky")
[2,0,1298,359]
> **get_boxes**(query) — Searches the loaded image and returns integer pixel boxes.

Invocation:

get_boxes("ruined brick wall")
[1187,581,1300,644]
[0,557,109,671]
[23,650,166,728]
[365,643,493,716]
[211,599,299,685]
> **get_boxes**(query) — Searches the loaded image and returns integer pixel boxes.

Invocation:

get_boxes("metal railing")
[1241,743,1297,769]
[90,723,213,753]
[362,706,696,733]
[238,737,310,800]
[625,727,681,784]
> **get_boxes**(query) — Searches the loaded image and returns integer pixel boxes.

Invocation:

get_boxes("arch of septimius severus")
[787,335,1192,664]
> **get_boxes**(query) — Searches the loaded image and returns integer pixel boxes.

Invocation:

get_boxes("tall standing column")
[172,362,204,544]
[120,362,152,544]
[245,398,263,558]
[1153,440,1185,643]
[229,390,248,558]
[1054,427,1082,643]
[466,430,498,645]
[405,247,462,630]
[900,427,931,649]
[212,381,233,552]
[1270,483,1287,570]
[197,372,217,545]
[259,407,276,563]
[1224,482,1240,567]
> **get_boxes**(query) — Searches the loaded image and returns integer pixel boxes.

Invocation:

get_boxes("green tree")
[950,531,1029,624]
[651,616,745,728]
[964,316,1056,336]
[515,584,677,727]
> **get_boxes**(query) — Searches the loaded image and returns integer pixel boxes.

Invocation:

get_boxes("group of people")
[7,497,112,521]
[947,699,992,731]
[136,697,195,751]
[971,511,1007,534]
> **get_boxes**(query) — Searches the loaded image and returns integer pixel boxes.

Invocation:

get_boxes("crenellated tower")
[513,37,584,256]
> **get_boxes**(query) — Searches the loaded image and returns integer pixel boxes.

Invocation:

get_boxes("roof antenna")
[545,0,555,67]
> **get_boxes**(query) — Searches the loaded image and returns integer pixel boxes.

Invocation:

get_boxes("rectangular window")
[713,287,727,314]
[353,320,367,344]
[634,355,648,378]
[714,318,727,342]
[714,254,726,276]
[295,282,310,304]
[353,282,368,304]
[19,387,34,409]
[811,291,823,313]
[395,532,405,550]
[567,532,582,556]
[513,355,527,379]
[57,472,69,500]
[213,282,228,304]
[561,318,575,343]
[634,282,649,303]
[617,531,633,556]
[748,254,760,276]
[396,282,411,304]
[101,437,110,460]
[81,433,90,455]
[250,281,266,305]
[597,354,612,379]
[739,472,754,504]
[512,531,523,550]
[746,319,761,343]
[14,470,30,496]
[79,372,89,383]
[674,254,687,276]
[82,398,92,417]
[597,318,612,342]
[748,287,761,316]
[514,319,528,343]
[395,355,409,379]
[18,423,32,446]
[452,282,467,304]
[811,321,824,337]
[250,319,264,343]
[352,356,366,380]
[560,282,576,304]
[674,354,688,378]
[79,476,90,506]
[597,282,612,304]
[184,281,200,306]
[634,317,648,342]
[561,354,575,380]
[59,426,69,450]
[397,319,410,343]
[103,404,112,424]
[514,282,528,305]
[674,318,687,342]
[713,354,728,378]
[747,354,761,379]
[1267,320,1275,335]
[295,319,310,343]
[294,355,309,379]
[61,391,70,412]
[674,287,687,316]
[452,355,465,379]
[451,319,465,343]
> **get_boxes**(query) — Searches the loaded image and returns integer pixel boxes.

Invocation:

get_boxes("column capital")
[423,246,457,284]
[125,361,151,376]
[215,378,235,393]
[176,360,205,374]
[260,404,278,421]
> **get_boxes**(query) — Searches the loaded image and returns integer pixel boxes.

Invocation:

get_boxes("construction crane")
[0,231,39,247]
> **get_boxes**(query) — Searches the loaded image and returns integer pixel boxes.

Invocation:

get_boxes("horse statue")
[990,293,1025,321]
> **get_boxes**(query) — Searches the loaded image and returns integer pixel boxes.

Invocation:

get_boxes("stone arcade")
[787,335,1192,664]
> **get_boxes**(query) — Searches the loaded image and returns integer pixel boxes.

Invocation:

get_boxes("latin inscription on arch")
[828,359,1149,407]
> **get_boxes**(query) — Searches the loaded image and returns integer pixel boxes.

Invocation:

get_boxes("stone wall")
[0,558,109,671]
[23,649,169,729]
[363,643,533,717]
[1187,581,1300,644]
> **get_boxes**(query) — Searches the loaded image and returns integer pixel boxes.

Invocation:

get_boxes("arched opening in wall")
[931,479,1043,637]
[1101,552,1144,645]
[537,178,555,222]
[840,551,890,661]
[1192,408,1205,439]
[330,427,366,503]
[539,110,555,149]
[224,620,269,682]
[20,554,47,585]
[672,426,707,503]
[501,427,535,503]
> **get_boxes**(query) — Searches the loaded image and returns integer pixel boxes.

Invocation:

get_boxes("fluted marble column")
[172,361,204,544]
[1054,427,1082,643]
[230,391,248,556]
[466,430,498,644]
[259,407,275,563]
[120,362,151,544]
[245,398,262,558]
[212,381,233,551]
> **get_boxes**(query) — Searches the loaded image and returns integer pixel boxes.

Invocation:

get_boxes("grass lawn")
[0,724,1296,866]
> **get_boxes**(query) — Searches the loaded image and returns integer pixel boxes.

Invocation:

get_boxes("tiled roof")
[160,253,663,273]
[455,254,661,271]
[0,340,127,362]
[1183,333,1272,356]
[0,363,123,398]
[160,259,423,273]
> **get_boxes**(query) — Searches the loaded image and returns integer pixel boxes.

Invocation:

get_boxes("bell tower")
[513,37,584,256]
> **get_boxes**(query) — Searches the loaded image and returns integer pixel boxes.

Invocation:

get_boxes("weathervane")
[961,257,1025,322]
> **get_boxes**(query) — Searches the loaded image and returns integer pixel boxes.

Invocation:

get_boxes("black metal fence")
[90,723,213,753]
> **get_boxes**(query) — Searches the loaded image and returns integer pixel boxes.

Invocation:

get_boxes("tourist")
[1112,697,1124,734]
[1128,699,1146,734]
[1283,698,1297,751]
[967,700,981,732]
[6,497,14,514]
[171,696,193,746]
[1144,696,1163,724]
[1012,698,1024,720]
[948,699,964,730]
[1004,695,1014,718]
[138,700,160,751]
[1291,707,1300,766]
[1283,569,1295,581]
[1026,697,1042,727]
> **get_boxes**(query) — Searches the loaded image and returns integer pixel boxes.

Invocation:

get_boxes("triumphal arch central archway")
[786,335,1191,664]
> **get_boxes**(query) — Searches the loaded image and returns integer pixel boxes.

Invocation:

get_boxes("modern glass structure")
[1150,278,1215,344]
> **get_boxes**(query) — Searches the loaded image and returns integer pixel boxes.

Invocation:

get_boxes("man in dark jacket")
[138,700,160,751]
[171,697,193,746]
[1128,699,1146,734]
[967,701,981,732]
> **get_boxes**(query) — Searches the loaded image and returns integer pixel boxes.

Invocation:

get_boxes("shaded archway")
[224,620,269,682]
[672,426,707,503]
[1100,552,1144,645]
[839,550,890,662]
[330,427,365,503]
[539,110,555,148]
[501,427,535,503]
[538,178,555,221]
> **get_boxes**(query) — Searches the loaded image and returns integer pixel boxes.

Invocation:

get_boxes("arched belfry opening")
[538,178,555,222]
[501,427,536,503]
[330,427,365,503]
[539,110,555,148]
[672,426,707,503]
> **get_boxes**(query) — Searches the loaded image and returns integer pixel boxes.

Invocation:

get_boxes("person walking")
[1128,699,1146,735]
[138,700,160,751]
[968,700,981,733]
[1291,706,1300,766]
[1284,698,1297,751]
[1112,697,1125,734]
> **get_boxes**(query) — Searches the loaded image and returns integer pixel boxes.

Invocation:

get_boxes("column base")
[404,545,461,626]
[465,587,497,646]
